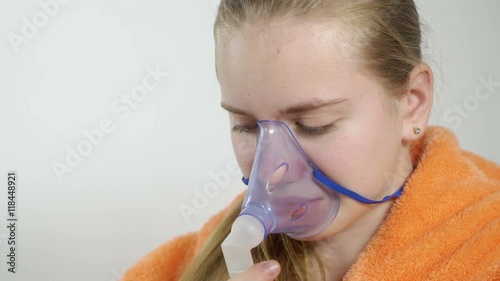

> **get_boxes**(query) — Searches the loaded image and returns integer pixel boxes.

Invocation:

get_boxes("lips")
[267,196,324,222]
[270,196,323,206]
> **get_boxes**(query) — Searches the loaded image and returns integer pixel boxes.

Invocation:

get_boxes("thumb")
[229,260,281,281]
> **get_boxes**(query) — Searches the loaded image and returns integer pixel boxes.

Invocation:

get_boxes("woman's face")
[216,19,411,239]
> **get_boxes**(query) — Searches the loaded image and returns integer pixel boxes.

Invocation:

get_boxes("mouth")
[267,196,325,221]
[271,196,323,206]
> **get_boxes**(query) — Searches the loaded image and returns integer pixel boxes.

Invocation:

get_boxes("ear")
[401,63,434,141]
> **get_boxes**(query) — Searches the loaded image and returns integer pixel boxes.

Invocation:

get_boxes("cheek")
[304,113,402,193]
[231,134,257,177]
[305,135,366,182]
[301,116,391,183]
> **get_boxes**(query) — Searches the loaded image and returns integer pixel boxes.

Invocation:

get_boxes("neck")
[314,149,414,280]
[313,200,394,280]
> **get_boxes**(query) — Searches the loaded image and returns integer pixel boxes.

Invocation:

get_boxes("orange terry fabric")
[122,126,500,281]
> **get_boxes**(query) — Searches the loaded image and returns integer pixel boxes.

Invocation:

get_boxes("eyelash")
[232,122,337,136]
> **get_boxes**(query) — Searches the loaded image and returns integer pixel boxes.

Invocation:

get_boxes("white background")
[0,0,499,280]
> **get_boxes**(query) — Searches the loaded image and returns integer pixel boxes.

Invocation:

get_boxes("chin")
[291,226,342,242]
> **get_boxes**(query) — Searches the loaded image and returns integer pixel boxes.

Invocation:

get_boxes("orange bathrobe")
[122,126,500,280]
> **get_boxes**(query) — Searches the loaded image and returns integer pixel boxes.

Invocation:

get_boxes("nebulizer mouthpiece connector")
[221,120,404,277]
[221,214,267,277]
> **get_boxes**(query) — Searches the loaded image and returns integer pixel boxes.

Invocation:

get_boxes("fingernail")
[263,261,279,276]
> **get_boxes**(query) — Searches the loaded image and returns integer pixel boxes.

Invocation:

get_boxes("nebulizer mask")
[221,120,403,277]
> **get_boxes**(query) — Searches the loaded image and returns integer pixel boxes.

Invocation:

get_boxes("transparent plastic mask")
[239,120,340,238]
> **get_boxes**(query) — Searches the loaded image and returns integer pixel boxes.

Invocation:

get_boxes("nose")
[252,120,310,190]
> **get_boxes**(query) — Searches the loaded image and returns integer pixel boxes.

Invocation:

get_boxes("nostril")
[266,162,289,192]
[289,204,307,221]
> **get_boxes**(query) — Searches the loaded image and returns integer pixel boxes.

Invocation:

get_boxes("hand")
[227,260,281,281]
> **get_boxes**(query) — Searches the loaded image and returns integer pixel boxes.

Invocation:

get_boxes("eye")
[232,121,337,136]
[295,122,337,136]
[232,124,258,134]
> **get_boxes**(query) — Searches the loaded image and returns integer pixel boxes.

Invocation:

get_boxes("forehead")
[215,18,367,113]
[216,18,355,72]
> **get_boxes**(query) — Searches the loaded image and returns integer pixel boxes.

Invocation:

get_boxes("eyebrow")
[220,102,251,116]
[220,97,348,116]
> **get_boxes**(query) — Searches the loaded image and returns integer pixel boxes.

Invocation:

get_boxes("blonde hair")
[180,1,423,280]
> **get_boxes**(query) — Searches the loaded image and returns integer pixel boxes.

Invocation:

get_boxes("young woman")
[123,1,500,280]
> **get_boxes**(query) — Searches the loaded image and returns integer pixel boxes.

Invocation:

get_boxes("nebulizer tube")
[221,214,267,277]
[221,120,404,277]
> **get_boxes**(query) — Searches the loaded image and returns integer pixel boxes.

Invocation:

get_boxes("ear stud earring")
[413,127,421,135]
